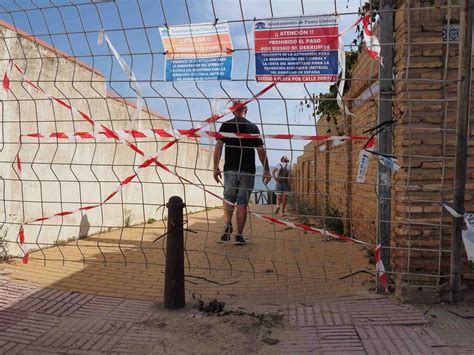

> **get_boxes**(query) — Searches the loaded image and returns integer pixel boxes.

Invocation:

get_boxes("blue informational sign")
[160,22,233,81]
[254,16,339,82]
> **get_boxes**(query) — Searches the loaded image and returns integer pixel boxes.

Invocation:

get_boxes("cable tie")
[363,119,395,134]
[367,150,396,159]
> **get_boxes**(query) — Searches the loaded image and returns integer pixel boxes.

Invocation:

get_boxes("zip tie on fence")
[18,129,372,143]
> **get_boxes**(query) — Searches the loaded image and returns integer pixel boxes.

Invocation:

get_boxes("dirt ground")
[133,302,290,354]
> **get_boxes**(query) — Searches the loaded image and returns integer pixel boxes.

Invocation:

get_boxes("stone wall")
[292,0,473,289]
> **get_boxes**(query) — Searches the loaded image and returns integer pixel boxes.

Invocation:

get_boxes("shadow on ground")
[6,205,375,305]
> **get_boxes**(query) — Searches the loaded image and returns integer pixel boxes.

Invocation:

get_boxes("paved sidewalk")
[2,277,473,354]
[6,206,373,304]
[2,207,474,353]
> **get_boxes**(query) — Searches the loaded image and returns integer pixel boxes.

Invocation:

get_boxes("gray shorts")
[224,171,255,205]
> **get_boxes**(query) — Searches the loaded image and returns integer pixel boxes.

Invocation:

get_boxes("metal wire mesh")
[0,0,469,297]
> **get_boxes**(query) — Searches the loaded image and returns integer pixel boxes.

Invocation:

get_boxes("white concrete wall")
[0,25,222,256]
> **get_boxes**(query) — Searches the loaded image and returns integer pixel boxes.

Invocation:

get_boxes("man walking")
[213,100,271,245]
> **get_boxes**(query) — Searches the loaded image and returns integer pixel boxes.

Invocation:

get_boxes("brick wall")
[292,0,473,290]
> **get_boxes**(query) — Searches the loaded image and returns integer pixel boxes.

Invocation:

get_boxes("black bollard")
[163,196,185,309]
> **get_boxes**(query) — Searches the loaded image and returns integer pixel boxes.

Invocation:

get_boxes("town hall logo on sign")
[253,16,339,83]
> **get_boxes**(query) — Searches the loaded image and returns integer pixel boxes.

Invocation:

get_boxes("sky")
[0,0,364,165]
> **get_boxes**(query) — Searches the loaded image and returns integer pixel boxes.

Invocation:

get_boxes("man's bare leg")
[221,202,235,241]
[224,201,234,224]
[236,205,248,235]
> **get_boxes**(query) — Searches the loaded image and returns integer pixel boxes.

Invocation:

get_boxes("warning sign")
[254,16,339,82]
[160,22,233,81]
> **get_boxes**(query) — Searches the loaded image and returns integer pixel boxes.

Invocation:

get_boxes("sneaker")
[234,234,246,245]
[221,223,233,241]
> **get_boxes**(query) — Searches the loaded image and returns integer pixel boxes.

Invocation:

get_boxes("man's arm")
[213,140,224,183]
[256,145,271,185]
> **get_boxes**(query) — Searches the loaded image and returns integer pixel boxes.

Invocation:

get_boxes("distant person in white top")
[272,155,291,215]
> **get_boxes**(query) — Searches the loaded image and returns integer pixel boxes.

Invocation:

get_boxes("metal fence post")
[377,0,394,291]
[164,196,186,309]
[450,0,473,303]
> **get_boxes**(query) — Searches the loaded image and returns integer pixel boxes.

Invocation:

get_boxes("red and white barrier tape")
[362,15,382,63]
[5,59,139,151]
[150,158,387,287]
[18,226,29,264]
[375,244,388,291]
[337,14,382,116]
[19,129,371,143]
[5,60,276,262]
[15,116,387,281]
[2,60,12,91]
[340,14,382,63]
[7,15,385,278]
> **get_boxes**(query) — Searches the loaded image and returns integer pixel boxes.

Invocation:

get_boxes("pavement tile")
[0,209,472,353]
